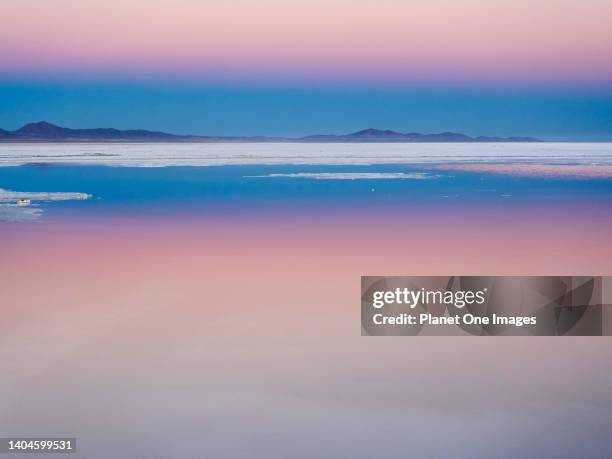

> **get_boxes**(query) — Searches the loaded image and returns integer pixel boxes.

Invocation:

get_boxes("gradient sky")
[1,0,611,139]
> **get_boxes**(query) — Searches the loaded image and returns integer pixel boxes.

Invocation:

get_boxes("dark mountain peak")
[6,122,191,141]
[350,128,403,137]
[16,121,64,134]
[13,121,73,139]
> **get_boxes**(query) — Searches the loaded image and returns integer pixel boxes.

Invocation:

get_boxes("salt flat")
[0,142,611,167]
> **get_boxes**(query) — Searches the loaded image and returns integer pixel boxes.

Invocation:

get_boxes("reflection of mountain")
[0,121,541,143]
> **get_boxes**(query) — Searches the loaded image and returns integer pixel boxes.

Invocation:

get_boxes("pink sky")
[1,0,611,85]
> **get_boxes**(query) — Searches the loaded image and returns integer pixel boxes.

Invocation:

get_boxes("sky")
[1,0,611,139]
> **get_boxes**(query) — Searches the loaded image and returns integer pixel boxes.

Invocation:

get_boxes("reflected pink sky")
[1,209,612,457]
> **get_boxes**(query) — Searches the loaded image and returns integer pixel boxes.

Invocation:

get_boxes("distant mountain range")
[0,122,541,143]
[301,128,539,143]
